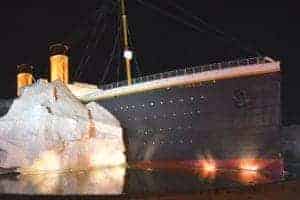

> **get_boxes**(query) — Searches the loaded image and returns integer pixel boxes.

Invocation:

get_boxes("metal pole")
[120,0,132,85]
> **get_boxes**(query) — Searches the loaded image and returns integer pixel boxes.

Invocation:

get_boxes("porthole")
[190,96,195,101]
[149,101,155,107]
[169,100,174,104]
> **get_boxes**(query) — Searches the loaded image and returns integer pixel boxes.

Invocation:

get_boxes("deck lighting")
[123,49,133,60]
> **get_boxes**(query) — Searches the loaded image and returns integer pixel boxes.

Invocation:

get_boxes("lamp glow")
[239,159,259,171]
[203,161,216,172]
[123,49,133,60]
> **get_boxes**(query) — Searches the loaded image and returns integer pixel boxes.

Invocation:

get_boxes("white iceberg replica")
[0,80,126,173]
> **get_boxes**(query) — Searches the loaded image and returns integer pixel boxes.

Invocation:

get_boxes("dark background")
[0,0,298,125]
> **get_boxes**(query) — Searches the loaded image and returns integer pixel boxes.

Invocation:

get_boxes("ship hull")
[0,71,282,170]
[96,72,281,168]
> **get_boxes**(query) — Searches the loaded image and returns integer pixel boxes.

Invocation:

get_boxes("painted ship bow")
[74,57,282,171]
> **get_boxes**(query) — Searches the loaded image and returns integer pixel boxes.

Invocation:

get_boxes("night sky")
[0,0,298,125]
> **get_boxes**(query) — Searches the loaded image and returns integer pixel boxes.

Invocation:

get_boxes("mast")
[120,0,133,85]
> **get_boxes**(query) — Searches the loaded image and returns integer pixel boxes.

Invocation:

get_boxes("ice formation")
[0,80,126,173]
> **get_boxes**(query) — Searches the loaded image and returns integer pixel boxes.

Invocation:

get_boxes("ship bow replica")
[79,56,282,171]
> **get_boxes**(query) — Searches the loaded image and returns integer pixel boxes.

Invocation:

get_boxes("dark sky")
[0,0,298,125]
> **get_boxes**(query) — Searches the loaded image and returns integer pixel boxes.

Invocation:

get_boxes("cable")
[63,0,118,45]
[167,1,227,37]
[116,44,121,82]
[166,0,262,56]
[93,22,108,48]
[63,0,103,46]
[135,0,207,33]
[73,16,108,80]
[127,24,142,76]
[100,32,120,83]
[134,0,261,56]
[74,0,120,81]
[99,15,122,84]
[73,11,106,80]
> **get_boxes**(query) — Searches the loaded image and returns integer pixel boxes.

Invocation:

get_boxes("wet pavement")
[0,162,298,200]
[0,164,289,196]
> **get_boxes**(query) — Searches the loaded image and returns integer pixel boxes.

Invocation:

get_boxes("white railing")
[99,57,271,90]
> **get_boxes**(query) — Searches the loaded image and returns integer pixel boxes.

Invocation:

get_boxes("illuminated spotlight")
[123,49,133,60]
[239,159,259,171]
[22,150,61,174]
[202,160,216,172]
[197,159,217,180]
[88,141,126,168]
[90,153,102,168]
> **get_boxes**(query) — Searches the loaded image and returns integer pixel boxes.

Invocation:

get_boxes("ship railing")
[99,57,271,90]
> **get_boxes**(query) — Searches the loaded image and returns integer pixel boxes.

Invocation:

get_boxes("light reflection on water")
[0,166,284,195]
[0,167,125,195]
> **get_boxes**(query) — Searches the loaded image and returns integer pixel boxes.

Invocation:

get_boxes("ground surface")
[0,179,298,200]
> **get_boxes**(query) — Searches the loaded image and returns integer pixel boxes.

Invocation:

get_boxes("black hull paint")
[96,72,281,162]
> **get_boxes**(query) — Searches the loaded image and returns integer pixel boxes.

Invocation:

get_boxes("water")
[0,166,286,195]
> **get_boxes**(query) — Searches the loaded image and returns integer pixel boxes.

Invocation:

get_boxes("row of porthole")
[115,96,205,112]
[142,139,194,145]
[127,110,201,121]
[139,125,193,136]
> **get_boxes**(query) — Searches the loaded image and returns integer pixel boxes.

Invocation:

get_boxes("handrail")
[98,57,271,90]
